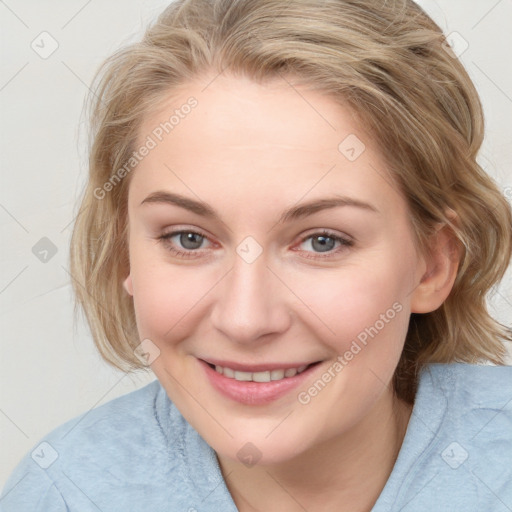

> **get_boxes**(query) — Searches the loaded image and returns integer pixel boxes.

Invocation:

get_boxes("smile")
[200,358,324,405]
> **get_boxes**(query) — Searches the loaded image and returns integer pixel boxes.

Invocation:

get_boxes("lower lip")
[199,359,321,405]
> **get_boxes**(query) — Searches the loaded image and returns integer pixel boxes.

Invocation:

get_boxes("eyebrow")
[140,191,379,223]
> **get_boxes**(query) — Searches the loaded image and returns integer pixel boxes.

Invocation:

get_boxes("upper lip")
[199,358,321,372]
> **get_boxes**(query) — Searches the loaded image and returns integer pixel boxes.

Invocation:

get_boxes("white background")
[1,0,511,488]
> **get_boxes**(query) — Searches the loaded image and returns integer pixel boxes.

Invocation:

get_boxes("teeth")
[253,371,270,383]
[270,369,284,381]
[213,363,310,382]
[234,371,252,381]
[284,368,297,378]
[223,367,235,378]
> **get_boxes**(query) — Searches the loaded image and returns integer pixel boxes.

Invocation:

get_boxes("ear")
[123,274,134,296]
[410,217,462,314]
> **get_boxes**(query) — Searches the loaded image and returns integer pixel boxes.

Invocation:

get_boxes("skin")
[123,73,460,511]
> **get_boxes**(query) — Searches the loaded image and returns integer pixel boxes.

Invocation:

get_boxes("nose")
[210,250,292,345]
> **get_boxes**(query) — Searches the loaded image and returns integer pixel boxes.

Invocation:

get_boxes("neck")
[217,391,413,512]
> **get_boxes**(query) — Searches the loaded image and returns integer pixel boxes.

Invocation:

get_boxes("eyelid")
[297,227,354,244]
[161,225,208,236]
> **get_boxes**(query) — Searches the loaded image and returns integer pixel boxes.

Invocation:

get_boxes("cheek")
[129,249,219,340]
[293,256,412,351]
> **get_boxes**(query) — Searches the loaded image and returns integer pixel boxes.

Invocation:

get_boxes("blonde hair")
[70,0,512,403]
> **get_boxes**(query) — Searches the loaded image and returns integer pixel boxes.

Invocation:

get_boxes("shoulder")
[386,363,512,512]
[412,362,512,433]
[0,379,189,511]
[419,362,512,451]
[423,362,512,402]
[425,362,512,445]
[40,377,169,463]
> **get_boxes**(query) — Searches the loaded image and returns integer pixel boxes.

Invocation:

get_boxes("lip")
[198,358,323,405]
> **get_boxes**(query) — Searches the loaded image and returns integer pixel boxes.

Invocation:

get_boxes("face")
[123,73,426,465]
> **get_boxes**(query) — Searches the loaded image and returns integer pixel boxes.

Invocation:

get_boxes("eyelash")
[157,228,354,260]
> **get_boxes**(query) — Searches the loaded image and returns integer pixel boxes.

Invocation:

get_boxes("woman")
[2,0,511,510]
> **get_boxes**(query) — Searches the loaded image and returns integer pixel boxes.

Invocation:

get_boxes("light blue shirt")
[1,363,511,511]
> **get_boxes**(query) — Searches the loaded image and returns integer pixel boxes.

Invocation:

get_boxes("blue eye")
[296,231,353,259]
[158,230,210,258]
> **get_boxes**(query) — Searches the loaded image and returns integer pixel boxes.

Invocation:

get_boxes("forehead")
[138,73,366,158]
[130,73,407,221]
